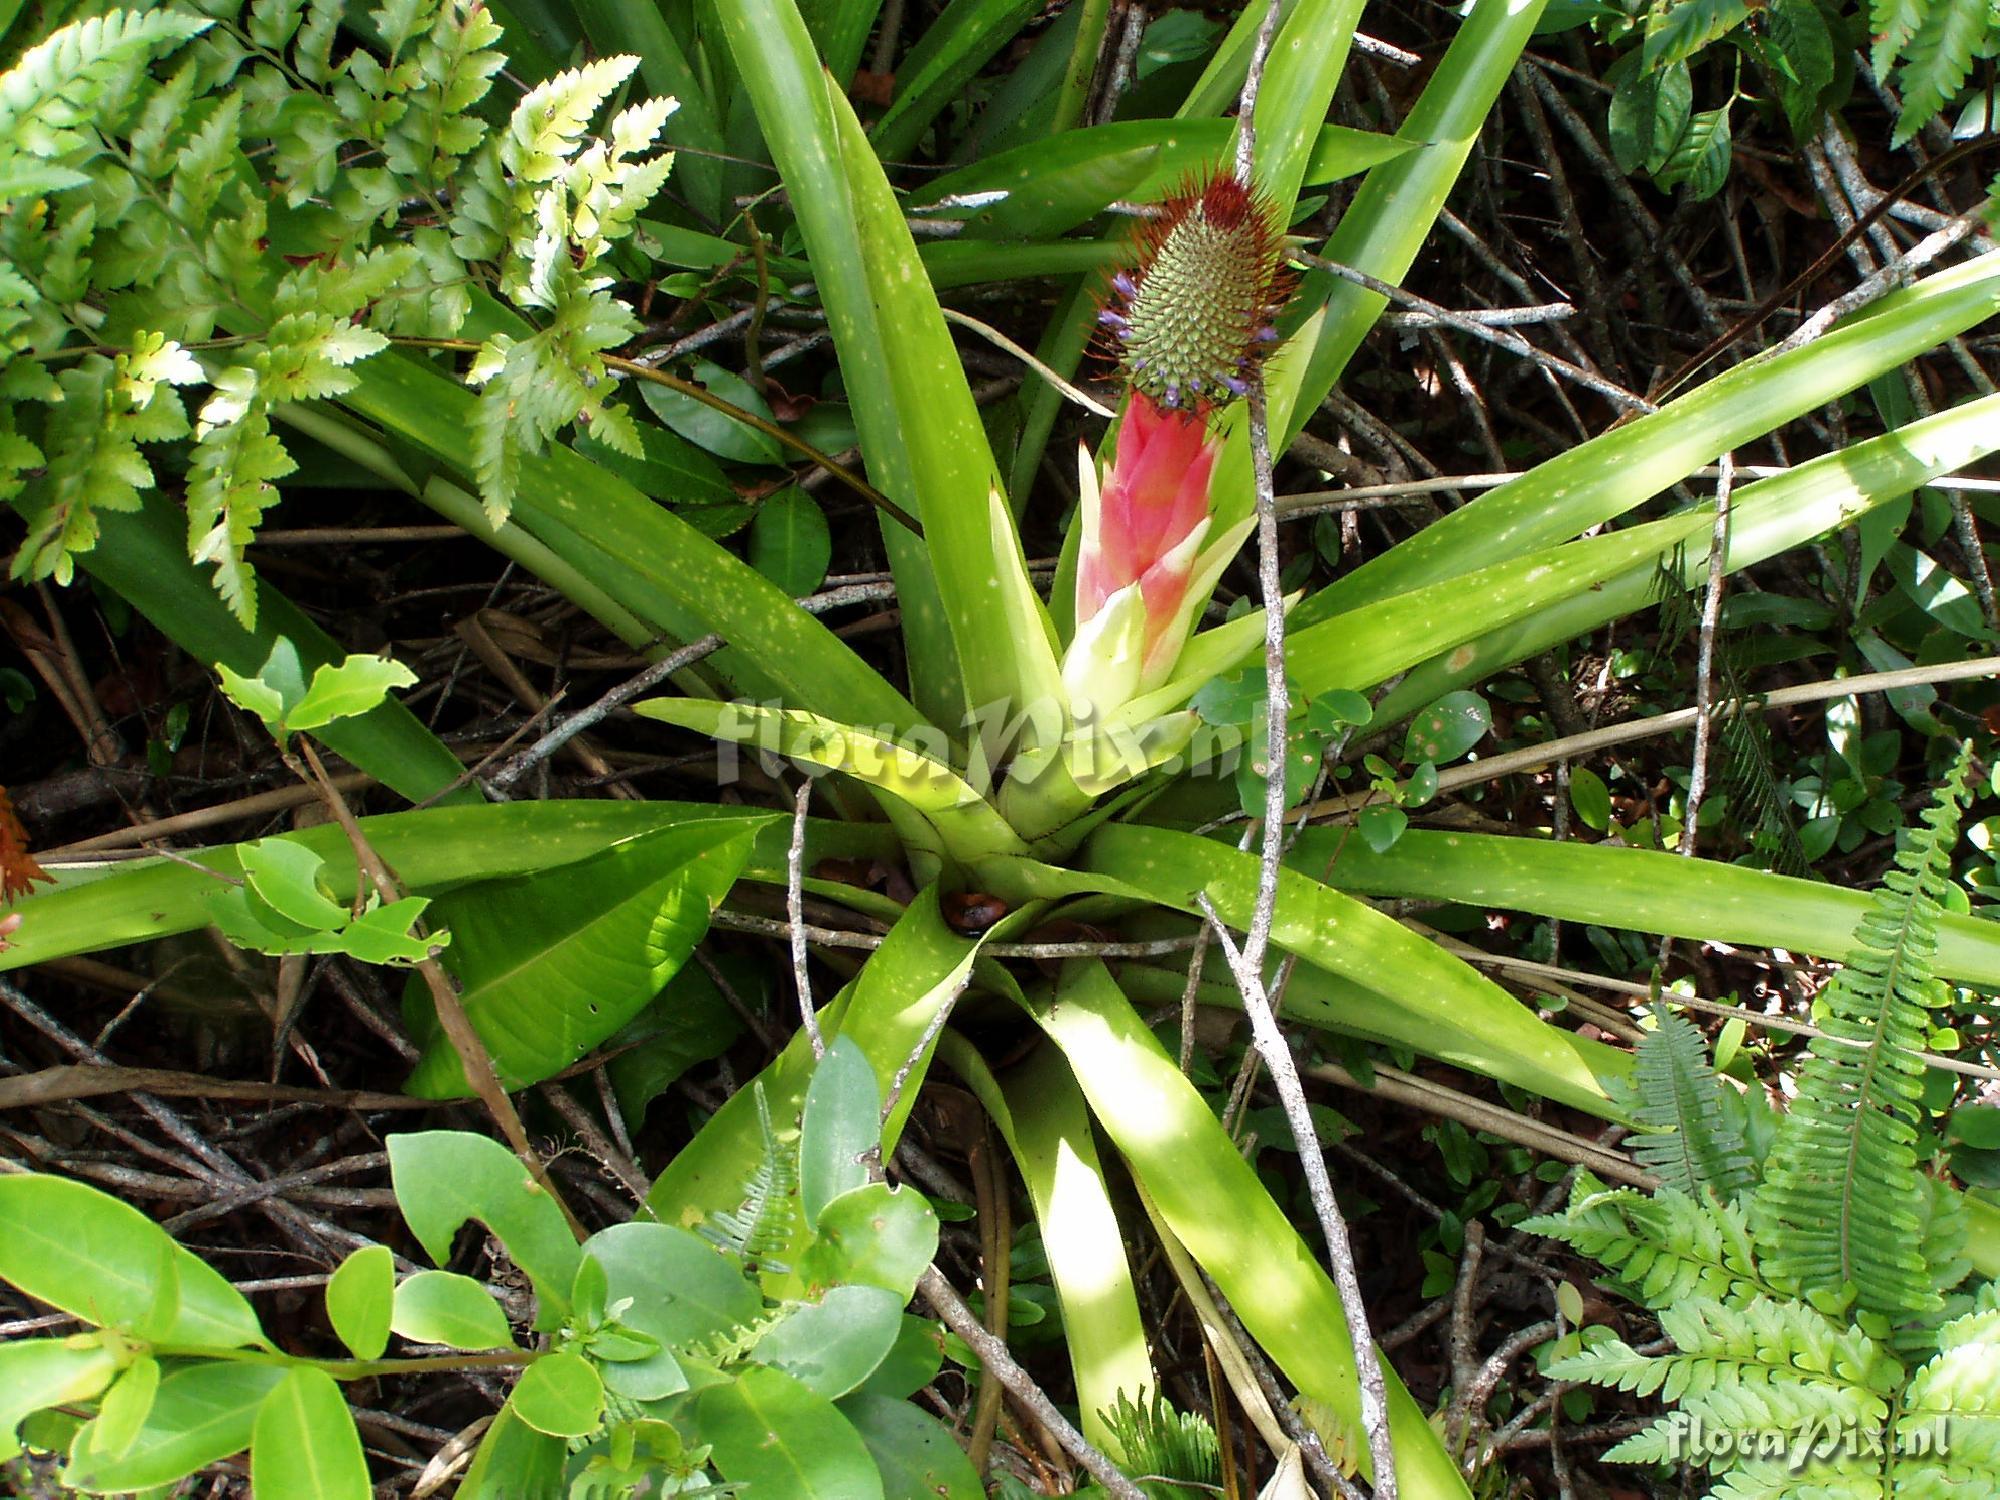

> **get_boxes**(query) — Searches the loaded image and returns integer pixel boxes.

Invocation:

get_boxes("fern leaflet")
[1751,745,1975,1319]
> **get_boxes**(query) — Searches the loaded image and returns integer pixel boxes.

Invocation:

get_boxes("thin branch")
[1231,2,1397,1487]
[295,740,586,1241]
[941,307,1115,416]
[1679,452,1734,863]
[1300,656,2000,822]
[1291,250,1652,414]
[918,1265,1148,1499]
[788,779,825,1060]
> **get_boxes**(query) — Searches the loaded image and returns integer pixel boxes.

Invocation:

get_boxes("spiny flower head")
[1098,171,1291,412]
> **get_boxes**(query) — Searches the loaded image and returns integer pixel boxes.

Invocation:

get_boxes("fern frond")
[9,343,197,586]
[1891,1286,2000,1493]
[1097,1390,1219,1495]
[1621,1006,1757,1200]
[700,1086,800,1270]
[1892,0,1988,142]
[1750,745,1974,1320]
[1716,662,1813,878]
[1521,1172,1778,1308]
[1552,1295,1900,1481]
[504,56,640,184]
[0,10,210,163]
[1649,540,1697,666]
[187,368,296,628]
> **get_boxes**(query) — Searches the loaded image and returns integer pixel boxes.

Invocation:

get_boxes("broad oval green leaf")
[837,1392,985,1500]
[388,1129,580,1324]
[800,1037,882,1225]
[639,359,785,465]
[510,1350,604,1437]
[250,1367,370,1500]
[581,1221,761,1353]
[62,1361,283,1494]
[1403,690,1490,765]
[748,486,831,597]
[454,1400,566,1499]
[0,1174,263,1348]
[325,1245,393,1362]
[285,653,418,732]
[854,1315,947,1401]
[697,1364,885,1500]
[753,1284,905,1399]
[800,1184,938,1299]
[0,1340,118,1462]
[390,1271,517,1352]
[404,821,764,1096]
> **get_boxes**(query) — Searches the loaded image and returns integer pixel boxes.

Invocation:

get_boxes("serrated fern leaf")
[1623,1006,1757,1200]
[1894,1288,2000,1491]
[1097,1390,1220,1496]
[188,368,296,628]
[9,344,197,586]
[1718,674,1814,878]
[700,1085,800,1270]
[1551,1295,1900,1482]
[1650,541,1698,667]
[0,10,210,161]
[1751,745,1975,1320]
[504,56,641,184]
[1521,1172,1777,1308]
[1892,0,1989,142]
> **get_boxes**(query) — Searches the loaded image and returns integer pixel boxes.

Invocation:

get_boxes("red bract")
[1077,391,1218,630]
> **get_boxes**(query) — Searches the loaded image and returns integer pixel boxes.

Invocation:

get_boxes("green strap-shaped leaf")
[635,698,1027,864]
[712,0,961,729]
[940,1032,1153,1458]
[1306,827,2000,991]
[1285,511,1712,699]
[1083,824,1625,1112]
[340,350,923,735]
[9,802,894,972]
[920,119,1414,243]
[1296,249,2000,627]
[647,890,980,1260]
[1037,961,1473,1498]
[869,0,1042,162]
[404,821,767,1096]
[1372,389,2000,724]
[1282,0,1551,446]
[1234,0,1367,221]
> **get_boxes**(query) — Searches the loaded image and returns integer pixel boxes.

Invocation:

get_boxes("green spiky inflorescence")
[1100,172,1290,411]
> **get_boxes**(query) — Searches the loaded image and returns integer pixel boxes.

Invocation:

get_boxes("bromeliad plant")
[9,1,2000,1495]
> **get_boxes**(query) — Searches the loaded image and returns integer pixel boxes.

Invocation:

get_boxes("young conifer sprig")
[1098,171,1292,411]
